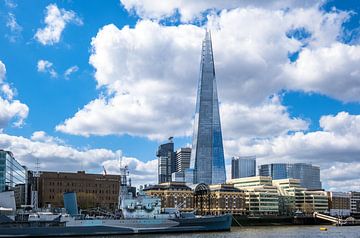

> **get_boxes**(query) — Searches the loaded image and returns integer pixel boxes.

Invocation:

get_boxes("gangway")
[313,212,344,225]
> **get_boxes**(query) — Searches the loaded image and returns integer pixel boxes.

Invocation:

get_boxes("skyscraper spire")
[187,30,226,185]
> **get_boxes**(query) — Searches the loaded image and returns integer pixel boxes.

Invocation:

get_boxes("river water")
[92,225,360,238]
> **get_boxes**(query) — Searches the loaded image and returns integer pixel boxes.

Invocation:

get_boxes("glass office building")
[188,31,226,185]
[0,149,27,207]
[231,156,256,179]
[258,163,322,190]
[157,140,176,184]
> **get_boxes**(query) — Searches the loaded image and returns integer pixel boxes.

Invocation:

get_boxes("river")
[90,225,360,238]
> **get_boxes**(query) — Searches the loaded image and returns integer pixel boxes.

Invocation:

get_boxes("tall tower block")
[188,31,226,185]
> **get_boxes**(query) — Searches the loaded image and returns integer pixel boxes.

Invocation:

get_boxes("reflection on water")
[88,226,360,238]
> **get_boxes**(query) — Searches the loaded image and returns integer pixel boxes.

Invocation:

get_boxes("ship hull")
[0,214,232,237]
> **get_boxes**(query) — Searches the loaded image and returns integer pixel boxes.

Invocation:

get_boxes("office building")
[171,171,185,182]
[259,163,322,190]
[187,31,226,185]
[0,149,28,208]
[327,192,351,217]
[175,148,191,172]
[231,156,256,179]
[350,191,360,216]
[157,138,176,184]
[273,179,328,215]
[227,176,279,215]
[38,171,120,210]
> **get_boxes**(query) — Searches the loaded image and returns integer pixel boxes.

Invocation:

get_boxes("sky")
[0,0,360,190]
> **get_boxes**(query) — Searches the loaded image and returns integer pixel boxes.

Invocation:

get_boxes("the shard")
[187,31,226,185]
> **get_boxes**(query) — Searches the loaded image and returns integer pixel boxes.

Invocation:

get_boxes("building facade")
[273,179,328,215]
[327,192,351,217]
[187,31,226,185]
[208,184,245,215]
[231,156,256,179]
[259,163,322,190]
[157,139,176,184]
[0,149,27,208]
[227,176,279,215]
[38,171,120,210]
[143,182,194,212]
[175,148,191,172]
[350,191,360,216]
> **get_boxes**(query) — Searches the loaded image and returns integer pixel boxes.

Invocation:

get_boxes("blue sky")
[0,0,360,190]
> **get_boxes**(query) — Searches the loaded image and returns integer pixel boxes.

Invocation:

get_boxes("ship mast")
[118,156,131,210]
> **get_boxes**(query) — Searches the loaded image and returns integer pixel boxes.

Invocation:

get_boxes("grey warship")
[0,166,232,237]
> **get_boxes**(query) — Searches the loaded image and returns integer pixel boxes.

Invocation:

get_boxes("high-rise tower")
[187,31,226,185]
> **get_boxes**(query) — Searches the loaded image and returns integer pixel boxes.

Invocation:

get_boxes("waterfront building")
[231,156,256,179]
[175,148,191,172]
[350,191,360,216]
[187,31,226,185]
[143,182,194,212]
[157,138,176,184]
[273,179,328,215]
[208,184,245,215]
[327,192,351,217]
[38,171,120,210]
[259,163,322,190]
[227,176,279,215]
[0,149,28,208]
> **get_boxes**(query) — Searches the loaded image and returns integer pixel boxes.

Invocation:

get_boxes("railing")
[313,212,344,225]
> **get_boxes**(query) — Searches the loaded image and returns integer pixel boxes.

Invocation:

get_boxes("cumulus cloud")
[35,4,83,45]
[225,112,360,191]
[64,65,79,79]
[6,13,22,42]
[0,132,157,186]
[0,60,29,129]
[37,59,57,78]
[56,5,356,140]
[283,43,360,102]
[120,0,320,22]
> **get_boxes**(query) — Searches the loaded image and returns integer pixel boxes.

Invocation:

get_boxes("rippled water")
[97,226,360,238]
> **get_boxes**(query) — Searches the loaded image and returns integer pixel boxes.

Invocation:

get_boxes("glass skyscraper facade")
[258,163,322,190]
[157,140,176,184]
[0,149,27,207]
[231,156,256,179]
[188,31,226,185]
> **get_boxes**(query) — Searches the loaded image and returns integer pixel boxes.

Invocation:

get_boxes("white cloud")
[37,59,57,78]
[57,6,354,140]
[34,4,83,45]
[64,65,79,79]
[283,43,360,102]
[0,132,157,186]
[6,13,22,42]
[120,0,320,22]
[0,60,29,129]
[224,112,360,191]
[221,96,308,139]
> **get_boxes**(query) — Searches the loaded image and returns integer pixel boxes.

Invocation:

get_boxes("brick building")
[38,171,120,210]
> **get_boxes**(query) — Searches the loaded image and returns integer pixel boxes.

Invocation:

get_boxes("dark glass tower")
[188,31,226,185]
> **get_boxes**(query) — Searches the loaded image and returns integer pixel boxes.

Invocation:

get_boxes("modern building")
[175,147,191,172]
[171,171,185,182]
[0,149,28,208]
[259,163,322,190]
[273,179,328,215]
[231,156,256,179]
[327,192,351,217]
[143,182,194,212]
[187,31,226,185]
[38,171,120,210]
[157,138,176,184]
[350,191,360,216]
[227,176,279,215]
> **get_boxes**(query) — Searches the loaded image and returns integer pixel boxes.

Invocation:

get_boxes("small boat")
[320,227,328,231]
